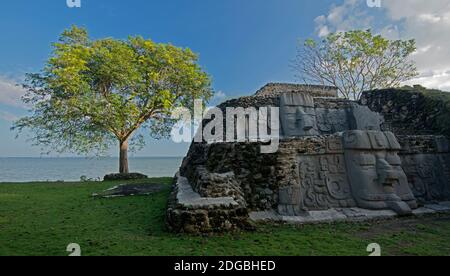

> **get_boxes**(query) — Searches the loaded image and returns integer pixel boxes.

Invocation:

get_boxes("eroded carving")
[281,93,384,138]
[280,93,319,137]
[277,149,354,215]
[169,83,450,233]
[343,131,417,215]
[316,108,349,134]
[401,154,450,203]
[347,103,384,131]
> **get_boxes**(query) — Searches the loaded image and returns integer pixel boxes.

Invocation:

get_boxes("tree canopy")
[13,26,213,173]
[292,30,418,100]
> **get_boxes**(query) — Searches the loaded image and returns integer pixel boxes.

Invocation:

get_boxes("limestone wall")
[170,134,450,233]
[397,135,450,203]
[179,135,357,214]
[181,142,278,211]
[167,85,450,233]
[206,93,379,143]
[255,83,338,98]
[166,174,250,233]
[360,87,450,137]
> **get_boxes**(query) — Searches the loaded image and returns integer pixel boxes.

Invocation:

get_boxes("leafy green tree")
[292,30,418,100]
[13,26,212,174]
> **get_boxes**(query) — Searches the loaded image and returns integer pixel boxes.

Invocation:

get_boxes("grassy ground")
[1,178,450,256]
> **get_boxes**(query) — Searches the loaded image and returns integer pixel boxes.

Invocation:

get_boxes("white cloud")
[315,0,374,37]
[210,90,227,105]
[314,0,450,92]
[0,76,27,108]
[404,71,450,91]
[213,90,226,100]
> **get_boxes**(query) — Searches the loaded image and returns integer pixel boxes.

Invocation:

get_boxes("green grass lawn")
[1,178,450,256]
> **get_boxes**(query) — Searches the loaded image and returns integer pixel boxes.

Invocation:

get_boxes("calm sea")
[0,157,183,183]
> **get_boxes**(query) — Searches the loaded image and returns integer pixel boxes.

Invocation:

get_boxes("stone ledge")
[166,172,250,233]
[249,204,450,225]
[176,175,239,210]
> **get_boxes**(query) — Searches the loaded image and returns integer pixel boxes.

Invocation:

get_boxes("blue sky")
[1,0,449,157]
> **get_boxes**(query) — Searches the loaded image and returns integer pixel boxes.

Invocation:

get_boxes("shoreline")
[0,157,182,183]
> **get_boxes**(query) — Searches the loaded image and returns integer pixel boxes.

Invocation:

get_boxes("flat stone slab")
[282,209,348,224]
[176,175,239,209]
[92,183,167,198]
[337,208,397,220]
[424,204,450,212]
[249,203,450,225]
[412,207,436,215]
[249,210,280,221]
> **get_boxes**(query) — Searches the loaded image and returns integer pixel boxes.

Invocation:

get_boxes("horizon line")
[0,156,184,159]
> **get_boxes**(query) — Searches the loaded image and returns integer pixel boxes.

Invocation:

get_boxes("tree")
[292,30,418,100]
[13,26,212,174]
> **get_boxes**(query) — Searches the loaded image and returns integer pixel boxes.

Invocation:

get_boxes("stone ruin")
[166,83,450,233]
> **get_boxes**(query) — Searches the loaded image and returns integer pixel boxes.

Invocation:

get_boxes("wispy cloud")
[210,90,228,105]
[314,0,450,92]
[213,90,226,100]
[0,76,27,108]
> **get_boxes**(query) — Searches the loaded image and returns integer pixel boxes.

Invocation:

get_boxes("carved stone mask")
[280,93,319,137]
[296,108,315,131]
[343,130,417,215]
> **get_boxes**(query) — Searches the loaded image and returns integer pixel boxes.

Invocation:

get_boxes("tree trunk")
[119,139,129,174]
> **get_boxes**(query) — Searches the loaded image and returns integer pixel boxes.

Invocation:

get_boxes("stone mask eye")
[386,154,402,166]
[287,114,297,129]
[357,154,376,167]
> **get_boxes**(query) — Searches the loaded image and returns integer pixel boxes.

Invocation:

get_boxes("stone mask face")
[280,93,319,137]
[296,108,316,131]
[343,131,417,215]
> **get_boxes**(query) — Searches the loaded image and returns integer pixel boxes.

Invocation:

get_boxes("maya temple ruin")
[166,83,450,233]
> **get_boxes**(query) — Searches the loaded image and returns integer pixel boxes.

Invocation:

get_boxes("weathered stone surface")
[347,103,384,131]
[249,210,281,222]
[255,83,338,98]
[280,92,319,137]
[424,204,450,212]
[92,183,166,198]
[282,209,348,224]
[167,83,450,233]
[280,93,384,138]
[360,87,450,138]
[190,167,246,206]
[103,173,148,181]
[398,136,450,203]
[316,108,349,134]
[250,204,450,225]
[343,131,417,215]
[176,175,238,209]
[166,173,251,234]
[412,207,436,215]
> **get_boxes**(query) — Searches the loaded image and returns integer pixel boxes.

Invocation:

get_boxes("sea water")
[0,157,183,183]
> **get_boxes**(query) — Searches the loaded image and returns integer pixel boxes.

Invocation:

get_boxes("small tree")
[13,26,212,174]
[292,30,418,100]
